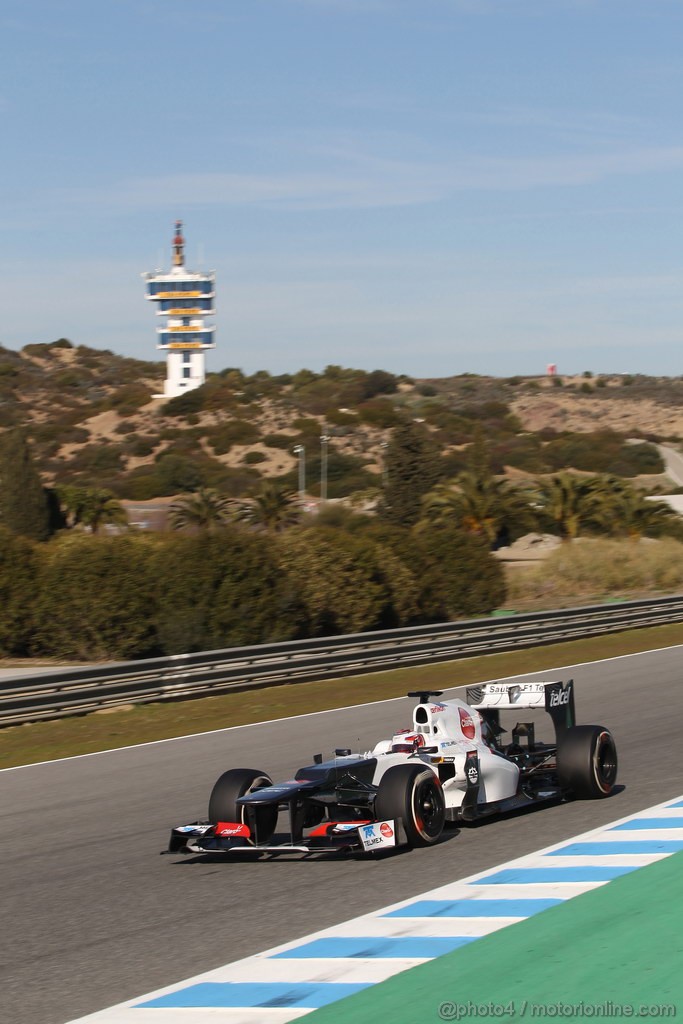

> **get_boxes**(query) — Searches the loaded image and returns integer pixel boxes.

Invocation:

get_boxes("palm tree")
[56,485,89,529]
[587,477,678,541]
[533,472,597,541]
[235,481,302,533]
[57,486,128,534]
[420,472,534,546]
[169,488,233,532]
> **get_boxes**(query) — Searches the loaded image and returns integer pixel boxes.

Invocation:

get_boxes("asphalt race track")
[2,646,683,1024]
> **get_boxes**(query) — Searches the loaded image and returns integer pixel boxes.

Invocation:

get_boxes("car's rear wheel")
[208,767,278,844]
[557,726,618,799]
[375,764,446,847]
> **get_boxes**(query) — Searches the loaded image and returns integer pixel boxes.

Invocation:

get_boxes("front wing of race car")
[167,817,407,857]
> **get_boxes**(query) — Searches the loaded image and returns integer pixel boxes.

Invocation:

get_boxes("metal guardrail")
[2,595,683,726]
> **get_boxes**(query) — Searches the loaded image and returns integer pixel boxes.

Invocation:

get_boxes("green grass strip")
[2,621,683,769]
[306,849,683,1023]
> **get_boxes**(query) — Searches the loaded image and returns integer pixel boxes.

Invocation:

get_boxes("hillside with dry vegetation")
[2,341,683,662]
[1,339,682,501]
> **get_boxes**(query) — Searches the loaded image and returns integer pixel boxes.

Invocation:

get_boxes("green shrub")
[360,369,399,399]
[125,435,157,458]
[492,435,547,474]
[244,450,267,465]
[409,525,506,620]
[263,433,296,450]
[201,464,262,496]
[162,388,206,416]
[150,531,297,653]
[108,382,152,415]
[55,368,93,389]
[23,339,73,357]
[356,399,401,429]
[0,528,40,654]
[22,343,50,358]
[115,420,137,435]
[292,369,319,388]
[33,535,157,659]
[606,443,664,477]
[115,471,165,500]
[159,431,204,456]
[420,406,473,445]
[31,422,90,452]
[208,419,261,454]
[68,442,124,475]
[544,431,663,477]
[278,528,418,635]
[349,521,505,622]
[292,417,322,436]
[154,453,205,493]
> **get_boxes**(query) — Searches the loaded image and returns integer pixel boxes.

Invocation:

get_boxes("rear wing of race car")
[466,679,576,736]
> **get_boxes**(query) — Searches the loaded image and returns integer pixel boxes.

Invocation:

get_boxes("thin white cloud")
[38,142,683,215]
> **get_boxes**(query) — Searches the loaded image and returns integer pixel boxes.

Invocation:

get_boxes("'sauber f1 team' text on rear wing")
[466,679,576,735]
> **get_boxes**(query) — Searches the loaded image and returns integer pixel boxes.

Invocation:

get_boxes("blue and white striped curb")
[69,796,683,1023]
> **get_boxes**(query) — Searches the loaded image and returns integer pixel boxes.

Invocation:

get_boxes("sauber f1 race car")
[168,680,617,858]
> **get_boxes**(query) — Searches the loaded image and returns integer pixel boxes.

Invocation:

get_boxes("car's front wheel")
[375,763,446,847]
[557,726,618,799]
[208,767,278,844]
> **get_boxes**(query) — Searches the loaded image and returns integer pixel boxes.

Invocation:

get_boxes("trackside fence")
[1,595,682,726]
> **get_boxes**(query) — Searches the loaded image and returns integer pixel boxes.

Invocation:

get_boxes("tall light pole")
[380,441,389,488]
[320,435,329,504]
[293,444,306,501]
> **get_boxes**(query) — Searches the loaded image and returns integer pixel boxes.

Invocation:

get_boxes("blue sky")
[2,0,683,378]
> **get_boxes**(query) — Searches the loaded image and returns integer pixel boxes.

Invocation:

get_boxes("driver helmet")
[391,729,425,753]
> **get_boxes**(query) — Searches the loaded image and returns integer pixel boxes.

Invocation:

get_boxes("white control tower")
[143,221,216,398]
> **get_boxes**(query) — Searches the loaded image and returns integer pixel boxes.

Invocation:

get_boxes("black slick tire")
[557,725,618,799]
[208,767,278,844]
[375,763,446,847]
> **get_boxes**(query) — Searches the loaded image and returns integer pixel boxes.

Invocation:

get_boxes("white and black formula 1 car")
[168,679,617,858]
